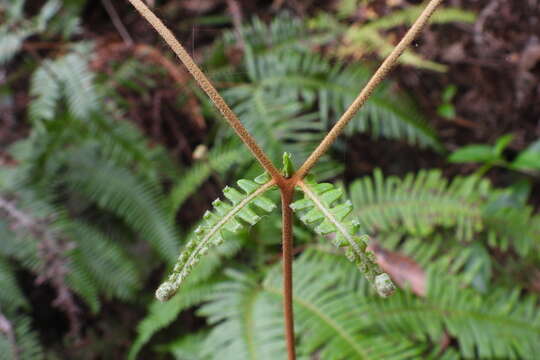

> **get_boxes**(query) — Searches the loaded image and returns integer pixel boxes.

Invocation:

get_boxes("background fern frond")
[349,169,487,240]
[169,142,250,214]
[66,222,141,302]
[64,152,179,264]
[198,269,288,360]
[211,15,442,158]
[366,267,540,359]
[129,282,216,360]
[311,5,476,72]
[0,257,28,311]
[0,314,44,360]
[158,332,210,360]
[129,234,244,359]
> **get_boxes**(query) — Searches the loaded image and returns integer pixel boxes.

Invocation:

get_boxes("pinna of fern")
[348,168,540,259]
[156,153,395,302]
[156,173,278,301]
[204,13,443,163]
[192,249,540,360]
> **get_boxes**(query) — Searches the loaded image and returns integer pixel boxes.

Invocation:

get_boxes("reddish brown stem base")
[280,185,296,360]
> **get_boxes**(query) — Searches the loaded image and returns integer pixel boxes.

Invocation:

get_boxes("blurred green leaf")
[493,134,514,156]
[448,145,496,163]
[441,85,457,102]
[437,103,455,119]
[512,140,540,171]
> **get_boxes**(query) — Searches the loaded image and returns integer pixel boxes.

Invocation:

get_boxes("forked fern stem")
[126,0,282,181]
[294,0,444,180]
[126,0,442,358]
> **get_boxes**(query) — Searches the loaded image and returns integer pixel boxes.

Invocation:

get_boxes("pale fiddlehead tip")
[155,281,176,302]
[374,273,395,298]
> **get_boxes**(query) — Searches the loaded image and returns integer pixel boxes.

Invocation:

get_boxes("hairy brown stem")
[126,0,442,357]
[280,185,296,360]
[295,0,444,180]
[126,0,281,180]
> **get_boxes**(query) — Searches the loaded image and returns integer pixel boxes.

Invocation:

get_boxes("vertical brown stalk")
[280,184,296,360]
[126,0,443,358]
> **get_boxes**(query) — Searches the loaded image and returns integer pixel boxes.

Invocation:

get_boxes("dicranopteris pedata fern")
[156,154,395,301]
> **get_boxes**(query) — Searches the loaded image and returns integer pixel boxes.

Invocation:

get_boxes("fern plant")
[126,0,444,358]
[7,1,535,359]
[309,3,476,72]
[0,1,194,356]
[206,13,443,162]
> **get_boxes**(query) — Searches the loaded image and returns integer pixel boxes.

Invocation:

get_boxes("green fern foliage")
[0,258,28,311]
[0,0,60,65]
[169,143,250,214]
[129,235,244,359]
[207,13,442,171]
[0,314,44,360]
[67,222,140,303]
[264,255,423,359]
[368,267,540,359]
[159,332,210,360]
[348,169,540,257]
[29,50,99,122]
[311,4,476,72]
[194,250,540,360]
[292,179,395,297]
[156,174,278,301]
[64,154,179,265]
[349,169,488,240]
[129,282,216,360]
[198,269,289,360]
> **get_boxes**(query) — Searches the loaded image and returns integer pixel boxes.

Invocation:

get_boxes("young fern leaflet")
[158,154,395,302]
[157,174,278,301]
[293,179,394,297]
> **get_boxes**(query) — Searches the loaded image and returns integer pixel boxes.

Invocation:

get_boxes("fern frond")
[66,222,141,302]
[262,254,423,359]
[0,314,44,360]
[198,269,288,360]
[129,282,216,360]
[28,49,99,122]
[348,169,540,257]
[218,21,441,151]
[129,235,244,359]
[64,152,179,264]
[158,332,211,360]
[33,0,61,32]
[54,52,99,119]
[29,63,62,122]
[0,29,30,65]
[169,143,249,214]
[65,257,101,313]
[292,179,395,297]
[156,174,278,301]
[328,5,476,71]
[349,169,487,240]
[482,196,540,256]
[368,267,540,359]
[0,257,28,311]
